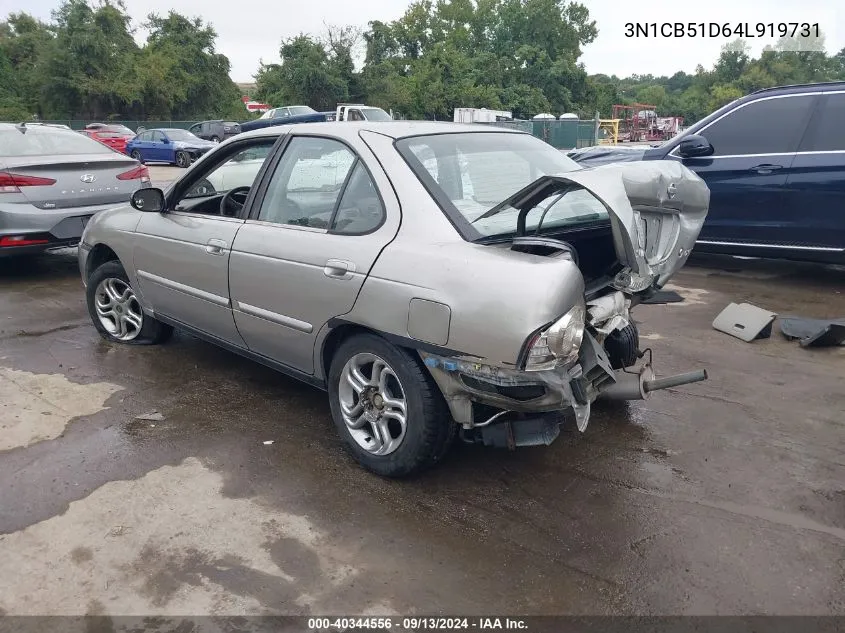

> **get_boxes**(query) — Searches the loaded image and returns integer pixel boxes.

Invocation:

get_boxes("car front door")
[785,91,845,253]
[132,131,151,159]
[228,133,400,373]
[671,93,817,246]
[132,136,281,345]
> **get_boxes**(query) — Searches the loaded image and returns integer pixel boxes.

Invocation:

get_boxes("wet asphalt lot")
[0,166,843,617]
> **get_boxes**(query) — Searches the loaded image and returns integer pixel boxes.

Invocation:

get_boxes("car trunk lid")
[494,161,709,288]
[1,154,143,209]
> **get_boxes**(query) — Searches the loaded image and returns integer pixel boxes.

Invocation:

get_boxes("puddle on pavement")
[0,457,376,616]
[0,367,122,451]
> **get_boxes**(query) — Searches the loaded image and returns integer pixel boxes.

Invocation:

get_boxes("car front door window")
[175,140,277,214]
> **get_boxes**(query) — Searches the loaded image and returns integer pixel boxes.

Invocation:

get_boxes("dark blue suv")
[570,82,845,264]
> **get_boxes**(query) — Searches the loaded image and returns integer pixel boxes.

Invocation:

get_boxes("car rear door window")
[257,137,356,229]
[330,162,385,235]
[798,93,845,152]
[700,95,816,156]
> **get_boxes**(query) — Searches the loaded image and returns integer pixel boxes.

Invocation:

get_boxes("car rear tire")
[86,260,173,346]
[175,151,191,168]
[328,333,456,477]
[130,150,143,163]
[210,136,220,143]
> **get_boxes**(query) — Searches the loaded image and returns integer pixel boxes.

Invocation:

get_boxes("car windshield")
[397,132,604,239]
[362,108,392,121]
[0,127,115,157]
[289,106,316,116]
[163,129,201,142]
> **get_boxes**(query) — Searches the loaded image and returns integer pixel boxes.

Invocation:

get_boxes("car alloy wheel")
[338,352,408,456]
[176,151,190,168]
[130,150,143,162]
[94,277,143,341]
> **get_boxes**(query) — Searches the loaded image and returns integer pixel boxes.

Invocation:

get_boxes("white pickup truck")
[328,104,393,122]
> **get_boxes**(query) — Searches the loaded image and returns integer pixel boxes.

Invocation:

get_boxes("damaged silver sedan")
[78,122,710,477]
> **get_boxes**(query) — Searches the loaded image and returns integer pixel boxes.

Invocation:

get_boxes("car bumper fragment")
[420,331,708,443]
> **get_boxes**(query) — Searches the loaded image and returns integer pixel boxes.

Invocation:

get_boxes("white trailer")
[453,108,513,123]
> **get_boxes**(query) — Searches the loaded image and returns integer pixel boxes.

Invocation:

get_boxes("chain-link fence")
[23,120,200,132]
[478,119,598,150]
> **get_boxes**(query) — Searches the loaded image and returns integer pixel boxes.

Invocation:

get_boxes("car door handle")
[323,259,356,280]
[749,164,783,175]
[205,238,227,255]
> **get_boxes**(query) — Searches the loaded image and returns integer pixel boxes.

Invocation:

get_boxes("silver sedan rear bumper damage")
[420,332,708,448]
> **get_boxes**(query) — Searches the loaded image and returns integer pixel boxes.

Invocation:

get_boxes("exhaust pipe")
[599,367,708,401]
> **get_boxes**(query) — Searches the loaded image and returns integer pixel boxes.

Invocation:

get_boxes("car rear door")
[228,133,401,373]
[784,90,845,253]
[670,93,817,247]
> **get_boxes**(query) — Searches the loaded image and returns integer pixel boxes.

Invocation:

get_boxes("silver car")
[78,122,710,477]
[0,122,150,257]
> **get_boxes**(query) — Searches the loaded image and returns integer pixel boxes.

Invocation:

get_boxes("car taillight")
[0,235,50,247]
[0,171,57,193]
[117,165,151,184]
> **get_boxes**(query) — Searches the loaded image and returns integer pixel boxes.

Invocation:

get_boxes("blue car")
[126,128,216,168]
[569,81,845,264]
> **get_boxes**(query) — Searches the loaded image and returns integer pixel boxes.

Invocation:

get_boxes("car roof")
[235,121,526,142]
[751,80,845,96]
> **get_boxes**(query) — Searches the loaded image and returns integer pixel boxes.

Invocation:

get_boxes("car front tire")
[130,150,143,163]
[328,333,456,477]
[86,260,172,345]
[175,151,191,168]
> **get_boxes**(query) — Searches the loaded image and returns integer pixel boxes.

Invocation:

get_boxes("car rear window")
[0,127,116,157]
[101,125,134,135]
[396,132,588,239]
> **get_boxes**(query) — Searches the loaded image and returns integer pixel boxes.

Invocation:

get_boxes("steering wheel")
[220,186,251,217]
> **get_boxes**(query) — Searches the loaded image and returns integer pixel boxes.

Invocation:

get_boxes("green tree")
[140,11,243,120]
[39,0,139,119]
[0,13,54,117]
[255,34,348,110]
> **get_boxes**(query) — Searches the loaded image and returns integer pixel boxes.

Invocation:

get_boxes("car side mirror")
[677,134,714,158]
[131,188,165,213]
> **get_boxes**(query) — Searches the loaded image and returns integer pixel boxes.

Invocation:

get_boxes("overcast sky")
[5,0,842,83]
